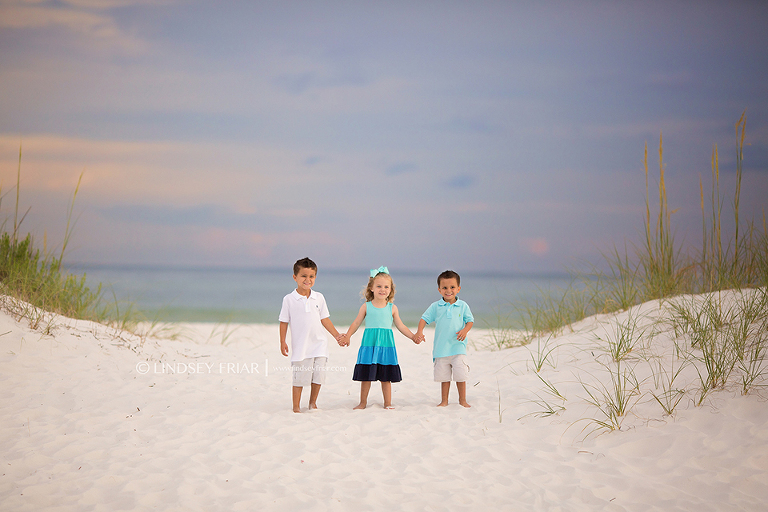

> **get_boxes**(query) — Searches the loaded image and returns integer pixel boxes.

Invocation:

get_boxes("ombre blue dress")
[352,302,402,382]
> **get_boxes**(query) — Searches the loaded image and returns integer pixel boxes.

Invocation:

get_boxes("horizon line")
[66,262,573,279]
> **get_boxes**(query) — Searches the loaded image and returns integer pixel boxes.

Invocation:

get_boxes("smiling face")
[293,266,316,296]
[438,277,461,304]
[371,275,393,302]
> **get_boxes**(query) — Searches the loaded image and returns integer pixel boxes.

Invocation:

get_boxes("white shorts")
[292,357,328,387]
[434,354,469,382]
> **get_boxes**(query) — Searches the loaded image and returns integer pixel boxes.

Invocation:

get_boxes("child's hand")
[336,333,349,347]
[280,341,290,356]
[413,332,425,344]
[456,328,470,342]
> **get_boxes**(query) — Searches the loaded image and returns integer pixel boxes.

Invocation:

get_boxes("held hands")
[412,332,425,344]
[336,333,350,347]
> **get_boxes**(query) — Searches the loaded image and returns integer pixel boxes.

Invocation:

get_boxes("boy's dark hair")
[437,270,461,286]
[293,257,317,275]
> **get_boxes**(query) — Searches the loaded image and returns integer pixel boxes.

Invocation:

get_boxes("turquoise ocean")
[72,265,572,328]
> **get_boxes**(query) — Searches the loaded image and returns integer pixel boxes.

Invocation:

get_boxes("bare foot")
[293,407,302,413]
[309,403,318,410]
[459,401,472,408]
[353,402,367,410]
[384,404,394,409]
[437,401,449,407]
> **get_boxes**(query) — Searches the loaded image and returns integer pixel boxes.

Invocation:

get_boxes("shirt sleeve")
[463,302,474,323]
[421,302,436,324]
[317,293,330,320]
[278,295,290,323]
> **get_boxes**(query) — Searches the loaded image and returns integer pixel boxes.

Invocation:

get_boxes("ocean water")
[71,265,573,328]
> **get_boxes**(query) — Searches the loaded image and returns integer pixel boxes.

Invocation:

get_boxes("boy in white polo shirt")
[279,257,344,413]
[414,270,474,408]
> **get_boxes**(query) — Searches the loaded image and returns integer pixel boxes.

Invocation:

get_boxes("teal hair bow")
[370,266,389,278]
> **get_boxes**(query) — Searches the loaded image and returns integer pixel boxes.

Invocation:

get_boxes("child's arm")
[414,303,436,344]
[342,304,367,343]
[320,317,347,346]
[456,322,473,342]
[456,303,474,342]
[391,305,416,340]
[279,321,290,356]
[414,318,428,344]
[320,317,340,339]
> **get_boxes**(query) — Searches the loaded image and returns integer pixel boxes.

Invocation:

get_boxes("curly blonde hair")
[363,272,396,303]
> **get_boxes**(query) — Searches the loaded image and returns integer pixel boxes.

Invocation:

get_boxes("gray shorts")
[292,357,328,387]
[434,354,469,382]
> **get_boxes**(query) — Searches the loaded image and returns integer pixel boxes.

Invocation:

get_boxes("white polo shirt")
[278,289,331,362]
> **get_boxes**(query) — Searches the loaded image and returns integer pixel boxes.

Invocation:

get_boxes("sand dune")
[1,291,767,510]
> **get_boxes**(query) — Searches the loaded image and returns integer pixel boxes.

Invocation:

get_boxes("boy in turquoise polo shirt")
[415,270,474,407]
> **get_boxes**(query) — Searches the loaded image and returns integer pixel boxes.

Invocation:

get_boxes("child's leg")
[308,357,326,409]
[292,386,303,413]
[456,381,471,408]
[354,381,371,409]
[381,381,393,408]
[292,357,313,412]
[438,382,450,407]
[309,383,321,409]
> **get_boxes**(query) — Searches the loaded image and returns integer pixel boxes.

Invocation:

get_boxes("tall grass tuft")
[1,146,133,330]
[595,309,646,363]
[641,134,686,299]
[503,112,767,432]
[507,111,767,346]
[578,360,641,435]
[667,288,768,400]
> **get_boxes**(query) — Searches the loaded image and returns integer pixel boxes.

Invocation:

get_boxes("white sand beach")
[1,291,767,511]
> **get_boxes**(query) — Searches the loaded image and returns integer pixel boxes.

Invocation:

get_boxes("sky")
[1,0,767,274]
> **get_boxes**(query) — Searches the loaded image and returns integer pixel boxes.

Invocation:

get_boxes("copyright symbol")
[136,362,150,375]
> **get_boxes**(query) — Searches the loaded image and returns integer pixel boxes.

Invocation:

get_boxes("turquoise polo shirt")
[421,298,474,358]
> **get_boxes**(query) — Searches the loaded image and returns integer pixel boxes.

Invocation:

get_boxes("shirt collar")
[292,289,316,312]
[292,289,316,301]
[438,298,461,317]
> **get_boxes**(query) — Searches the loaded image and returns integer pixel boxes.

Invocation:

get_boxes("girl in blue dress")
[340,267,417,409]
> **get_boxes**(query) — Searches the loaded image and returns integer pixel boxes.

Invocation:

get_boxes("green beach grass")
[500,111,768,435]
[0,146,136,332]
[502,111,767,344]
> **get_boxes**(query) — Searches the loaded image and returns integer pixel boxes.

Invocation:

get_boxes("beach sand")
[1,291,767,511]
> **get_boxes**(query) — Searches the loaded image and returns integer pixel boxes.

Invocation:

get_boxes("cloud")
[446,174,476,189]
[303,156,324,166]
[446,117,499,134]
[456,202,490,213]
[61,0,170,8]
[521,237,549,256]
[274,72,316,95]
[385,162,418,176]
[99,204,224,227]
[268,208,309,219]
[0,0,151,52]
[0,134,290,204]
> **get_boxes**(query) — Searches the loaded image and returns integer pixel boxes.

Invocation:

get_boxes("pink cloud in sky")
[521,237,549,256]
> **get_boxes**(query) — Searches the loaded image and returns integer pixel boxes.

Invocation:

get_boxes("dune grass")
[500,111,766,344]
[666,288,768,402]
[502,111,768,435]
[0,147,137,332]
[594,308,648,363]
[648,355,688,416]
[578,360,641,434]
[519,372,567,420]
